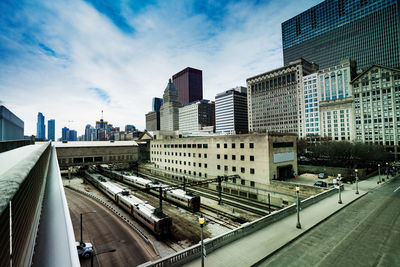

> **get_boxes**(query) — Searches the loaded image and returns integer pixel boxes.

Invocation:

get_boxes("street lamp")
[296,186,301,229]
[337,174,342,204]
[386,162,389,180]
[199,215,205,267]
[91,249,116,267]
[80,211,96,245]
[355,169,359,195]
[378,164,381,184]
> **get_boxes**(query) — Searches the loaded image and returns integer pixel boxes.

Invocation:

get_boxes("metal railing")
[138,187,338,267]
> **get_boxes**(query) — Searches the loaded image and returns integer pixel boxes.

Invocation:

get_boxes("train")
[84,171,172,239]
[97,167,201,212]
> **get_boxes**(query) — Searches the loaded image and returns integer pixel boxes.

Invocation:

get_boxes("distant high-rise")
[36,112,45,140]
[282,0,400,70]
[47,119,55,141]
[160,79,182,131]
[172,67,203,105]
[84,124,93,141]
[125,124,136,133]
[215,87,248,134]
[152,98,163,112]
[61,127,69,141]
[68,130,77,141]
[179,100,215,134]
[146,111,160,131]
[0,105,24,141]
[96,119,107,129]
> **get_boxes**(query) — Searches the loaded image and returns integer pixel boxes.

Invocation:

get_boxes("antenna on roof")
[101,110,103,120]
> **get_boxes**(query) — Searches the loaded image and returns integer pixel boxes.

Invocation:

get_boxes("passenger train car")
[84,171,171,239]
[98,168,201,212]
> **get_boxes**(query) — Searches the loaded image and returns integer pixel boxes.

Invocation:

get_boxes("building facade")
[146,111,160,131]
[301,73,320,136]
[247,59,318,136]
[0,105,24,141]
[48,119,55,141]
[352,65,400,147]
[150,133,297,189]
[62,127,69,141]
[36,112,45,140]
[215,86,248,134]
[282,0,400,70]
[160,79,182,131]
[179,100,215,134]
[172,67,203,105]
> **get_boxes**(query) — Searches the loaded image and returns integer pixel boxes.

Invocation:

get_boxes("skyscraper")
[48,119,55,141]
[62,127,69,141]
[282,0,400,70]
[178,100,215,134]
[160,79,182,131]
[36,112,45,140]
[215,87,248,134]
[172,67,203,105]
[84,124,93,141]
[152,97,163,112]
[68,130,77,141]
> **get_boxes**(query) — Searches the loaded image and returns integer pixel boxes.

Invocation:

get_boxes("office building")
[96,119,107,129]
[301,73,320,136]
[84,124,94,141]
[215,86,248,134]
[172,67,203,105]
[179,100,215,134]
[68,130,77,141]
[146,111,160,131]
[282,0,400,70]
[160,79,182,131]
[247,59,318,135]
[0,105,24,141]
[150,133,297,201]
[152,98,163,112]
[62,127,69,141]
[48,119,55,141]
[36,112,45,140]
[125,125,136,133]
[352,65,400,146]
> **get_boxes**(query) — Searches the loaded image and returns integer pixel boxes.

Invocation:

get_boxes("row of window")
[217,165,255,174]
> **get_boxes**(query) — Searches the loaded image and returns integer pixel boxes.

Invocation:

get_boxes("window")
[249,143,254,148]
[204,154,207,158]
[232,143,236,149]
[250,156,254,161]
[205,163,207,168]
[241,167,245,173]
[241,155,245,161]
[217,154,220,159]
[199,163,202,167]
[241,179,245,185]
[224,166,228,171]
[240,143,244,148]
[232,166,236,172]
[224,154,228,160]
[232,155,236,160]
[250,168,255,174]
[217,143,220,148]
[203,144,208,148]
[217,165,221,170]
[250,181,255,187]
[224,143,227,148]
[199,153,202,158]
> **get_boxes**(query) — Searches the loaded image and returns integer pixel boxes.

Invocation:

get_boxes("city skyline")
[0,0,321,138]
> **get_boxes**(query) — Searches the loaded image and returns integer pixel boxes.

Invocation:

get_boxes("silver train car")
[99,168,201,212]
[84,171,171,239]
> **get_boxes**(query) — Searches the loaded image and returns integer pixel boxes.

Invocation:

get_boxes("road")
[65,188,157,267]
[257,177,400,267]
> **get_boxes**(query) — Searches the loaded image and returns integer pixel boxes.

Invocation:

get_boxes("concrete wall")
[299,165,367,178]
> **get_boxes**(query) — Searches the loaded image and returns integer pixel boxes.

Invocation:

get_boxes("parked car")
[76,242,93,258]
[314,181,328,188]
[340,176,356,184]
[318,173,326,179]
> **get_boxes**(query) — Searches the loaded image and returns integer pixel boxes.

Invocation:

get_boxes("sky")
[0,0,321,139]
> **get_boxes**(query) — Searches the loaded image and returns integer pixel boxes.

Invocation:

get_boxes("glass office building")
[282,0,400,70]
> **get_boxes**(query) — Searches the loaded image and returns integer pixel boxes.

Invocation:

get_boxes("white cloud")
[0,0,321,138]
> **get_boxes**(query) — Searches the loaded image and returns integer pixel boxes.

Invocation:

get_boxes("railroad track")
[137,171,273,216]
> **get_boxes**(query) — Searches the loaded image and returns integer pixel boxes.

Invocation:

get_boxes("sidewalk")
[185,175,388,267]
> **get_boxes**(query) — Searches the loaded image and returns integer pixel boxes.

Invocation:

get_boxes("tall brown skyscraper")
[172,67,203,105]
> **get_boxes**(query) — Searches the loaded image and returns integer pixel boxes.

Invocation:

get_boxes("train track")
[199,205,243,229]
[137,170,274,216]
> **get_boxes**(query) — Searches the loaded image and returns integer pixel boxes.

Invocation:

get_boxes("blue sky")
[0,0,321,138]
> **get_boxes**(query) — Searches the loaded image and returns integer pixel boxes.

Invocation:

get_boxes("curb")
[64,185,159,256]
[251,190,369,266]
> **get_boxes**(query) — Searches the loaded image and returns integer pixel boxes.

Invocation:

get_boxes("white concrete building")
[179,100,215,134]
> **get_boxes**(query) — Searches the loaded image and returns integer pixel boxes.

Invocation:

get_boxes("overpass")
[54,141,139,169]
[0,142,79,267]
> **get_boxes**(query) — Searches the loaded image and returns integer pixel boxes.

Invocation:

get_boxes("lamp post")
[337,174,342,204]
[80,211,96,245]
[355,169,359,195]
[378,164,381,184]
[296,186,301,229]
[199,215,205,267]
[91,249,116,267]
[386,162,389,180]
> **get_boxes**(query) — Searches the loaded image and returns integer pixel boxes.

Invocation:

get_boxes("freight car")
[84,171,171,239]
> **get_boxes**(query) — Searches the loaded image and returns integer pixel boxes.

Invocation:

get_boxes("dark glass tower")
[282,0,400,70]
[152,97,163,111]
[172,67,203,105]
[36,112,45,140]
[48,119,55,141]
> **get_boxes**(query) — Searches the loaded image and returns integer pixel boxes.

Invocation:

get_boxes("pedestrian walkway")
[184,175,389,267]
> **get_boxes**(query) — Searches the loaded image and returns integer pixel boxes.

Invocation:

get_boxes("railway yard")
[63,166,278,265]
